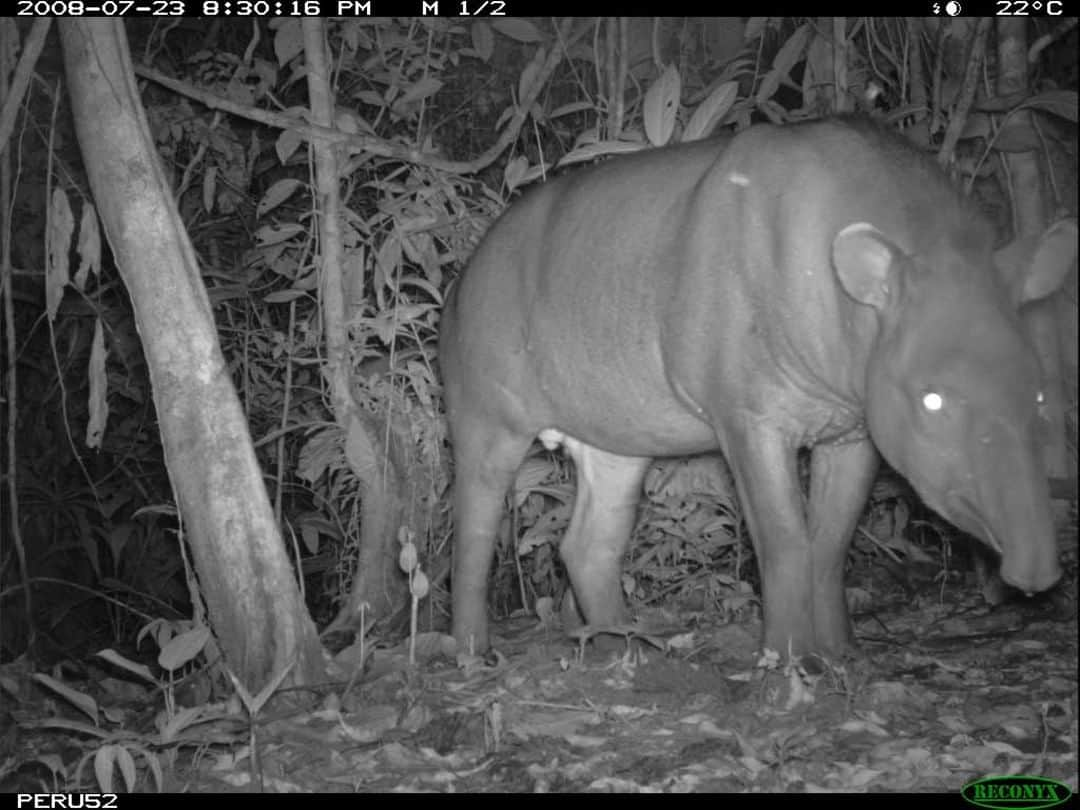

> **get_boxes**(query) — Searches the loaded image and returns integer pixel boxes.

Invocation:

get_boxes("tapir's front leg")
[807,439,878,654]
[722,424,817,657]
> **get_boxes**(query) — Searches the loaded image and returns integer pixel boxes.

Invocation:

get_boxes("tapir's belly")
[453,278,858,459]
[524,344,724,457]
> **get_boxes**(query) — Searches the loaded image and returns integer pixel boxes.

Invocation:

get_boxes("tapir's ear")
[833,223,901,310]
[994,219,1078,307]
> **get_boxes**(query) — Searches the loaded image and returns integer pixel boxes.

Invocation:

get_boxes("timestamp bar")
[16,0,527,13]
[15,0,1075,13]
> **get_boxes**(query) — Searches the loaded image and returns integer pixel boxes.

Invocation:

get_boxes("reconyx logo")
[961,776,1071,810]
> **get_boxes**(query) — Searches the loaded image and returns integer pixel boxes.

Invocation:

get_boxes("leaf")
[32,718,109,738]
[158,625,212,672]
[33,673,99,724]
[158,705,216,744]
[398,274,442,302]
[492,18,543,42]
[335,110,359,134]
[375,237,402,298]
[557,140,647,169]
[46,188,73,322]
[143,750,163,792]
[644,64,681,147]
[97,649,156,685]
[471,21,494,61]
[756,22,810,103]
[990,119,1044,152]
[257,178,304,218]
[297,428,340,483]
[504,155,528,192]
[94,744,136,793]
[34,753,66,781]
[1020,88,1078,122]
[514,457,557,496]
[744,17,771,41]
[272,19,304,67]
[353,90,384,107]
[683,80,738,142]
[550,100,594,119]
[396,77,443,107]
[85,319,108,448]
[275,127,304,165]
[74,202,100,291]
[255,223,304,246]
[202,164,216,213]
[262,289,308,304]
[756,98,789,125]
[300,522,319,555]
[518,47,545,102]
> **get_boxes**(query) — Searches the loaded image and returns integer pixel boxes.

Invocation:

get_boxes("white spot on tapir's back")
[922,392,943,412]
[538,428,566,451]
[728,172,750,187]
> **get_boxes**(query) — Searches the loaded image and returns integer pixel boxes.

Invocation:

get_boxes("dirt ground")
[2,566,1076,794]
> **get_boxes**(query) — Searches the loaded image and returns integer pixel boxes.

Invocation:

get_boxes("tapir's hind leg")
[450,414,533,654]
[557,437,651,629]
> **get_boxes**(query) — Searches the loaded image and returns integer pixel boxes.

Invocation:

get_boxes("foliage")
[2,17,1076,668]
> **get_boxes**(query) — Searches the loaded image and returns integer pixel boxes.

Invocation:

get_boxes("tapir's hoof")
[559,590,586,632]
[754,652,851,710]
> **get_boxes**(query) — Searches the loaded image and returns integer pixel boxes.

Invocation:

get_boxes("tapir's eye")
[921,391,944,412]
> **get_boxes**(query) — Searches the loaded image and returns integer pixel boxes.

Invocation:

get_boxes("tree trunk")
[59,20,324,690]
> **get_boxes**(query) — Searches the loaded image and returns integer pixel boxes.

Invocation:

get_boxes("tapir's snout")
[938,433,1061,595]
[1000,547,1062,594]
[994,515,1062,595]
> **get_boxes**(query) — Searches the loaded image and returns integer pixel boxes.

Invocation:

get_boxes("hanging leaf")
[643,64,681,147]
[74,202,101,291]
[33,673,99,724]
[504,154,528,192]
[272,18,304,67]
[1019,89,1078,122]
[556,140,646,170]
[263,289,308,304]
[46,188,74,322]
[255,223,304,246]
[202,164,217,213]
[471,21,494,61]
[86,319,108,448]
[744,17,771,41]
[683,80,738,142]
[492,18,543,43]
[159,625,212,672]
[275,127,304,165]
[94,745,136,794]
[257,178,304,218]
[396,77,444,107]
[756,23,810,104]
[518,47,545,102]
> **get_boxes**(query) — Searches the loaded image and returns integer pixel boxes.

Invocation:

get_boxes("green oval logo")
[961,776,1072,810]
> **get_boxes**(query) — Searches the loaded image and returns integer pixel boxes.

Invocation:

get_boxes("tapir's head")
[833,219,1077,594]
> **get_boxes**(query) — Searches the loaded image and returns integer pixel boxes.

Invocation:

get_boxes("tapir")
[439,117,1077,658]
